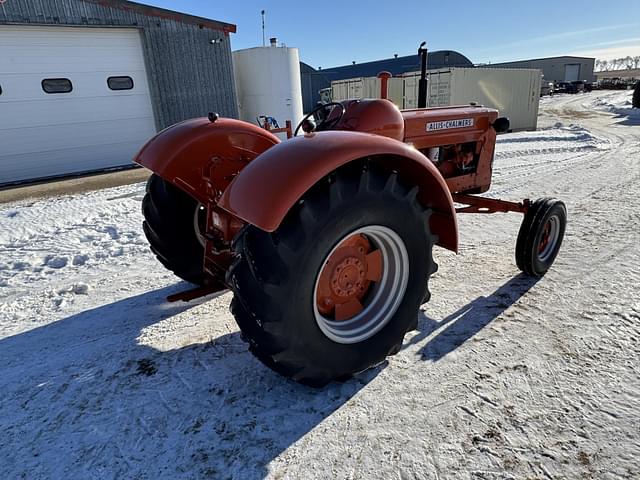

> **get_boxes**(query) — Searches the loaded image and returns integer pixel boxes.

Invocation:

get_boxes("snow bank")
[493,122,611,168]
[498,122,608,147]
[582,90,640,117]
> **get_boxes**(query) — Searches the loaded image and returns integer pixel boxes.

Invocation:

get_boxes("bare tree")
[595,56,640,71]
[624,56,634,69]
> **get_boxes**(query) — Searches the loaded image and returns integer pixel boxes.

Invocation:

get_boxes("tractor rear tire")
[227,165,437,387]
[515,198,566,277]
[142,174,206,285]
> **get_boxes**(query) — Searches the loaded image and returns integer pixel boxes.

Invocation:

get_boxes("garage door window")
[107,76,134,91]
[42,78,73,94]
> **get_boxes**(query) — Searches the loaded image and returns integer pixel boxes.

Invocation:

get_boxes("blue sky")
[144,1,640,67]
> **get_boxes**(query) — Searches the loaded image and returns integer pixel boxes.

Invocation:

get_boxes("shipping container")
[403,70,452,109]
[331,67,542,131]
[331,76,404,108]
[404,68,542,131]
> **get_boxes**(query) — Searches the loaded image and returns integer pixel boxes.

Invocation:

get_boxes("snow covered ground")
[1,91,639,479]
[582,89,640,119]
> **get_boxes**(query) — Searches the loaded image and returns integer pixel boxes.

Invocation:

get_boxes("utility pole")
[261,10,266,47]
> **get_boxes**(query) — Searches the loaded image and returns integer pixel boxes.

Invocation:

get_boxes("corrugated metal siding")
[331,78,364,101]
[448,68,541,131]
[331,77,403,108]
[404,68,541,130]
[0,0,238,130]
[333,68,541,131]
[403,71,451,109]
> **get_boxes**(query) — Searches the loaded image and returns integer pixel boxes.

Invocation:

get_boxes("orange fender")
[133,117,280,204]
[218,130,458,252]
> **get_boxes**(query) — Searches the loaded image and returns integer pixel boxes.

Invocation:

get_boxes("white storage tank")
[233,40,303,131]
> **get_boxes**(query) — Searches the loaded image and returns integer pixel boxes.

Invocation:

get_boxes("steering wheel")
[294,102,346,136]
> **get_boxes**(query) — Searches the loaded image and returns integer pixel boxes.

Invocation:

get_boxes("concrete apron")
[0,168,151,204]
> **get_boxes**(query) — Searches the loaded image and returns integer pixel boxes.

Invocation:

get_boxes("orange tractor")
[135,57,566,386]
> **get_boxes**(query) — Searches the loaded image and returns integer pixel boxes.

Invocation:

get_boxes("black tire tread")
[141,175,205,285]
[227,164,436,387]
[515,198,566,277]
[515,197,553,274]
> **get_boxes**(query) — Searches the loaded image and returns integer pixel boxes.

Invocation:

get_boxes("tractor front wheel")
[515,198,567,276]
[227,166,437,386]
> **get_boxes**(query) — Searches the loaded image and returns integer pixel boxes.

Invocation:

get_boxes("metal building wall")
[300,62,332,114]
[487,56,595,83]
[0,0,238,130]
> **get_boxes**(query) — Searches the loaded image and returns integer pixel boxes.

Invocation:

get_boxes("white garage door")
[564,64,581,82]
[0,26,157,185]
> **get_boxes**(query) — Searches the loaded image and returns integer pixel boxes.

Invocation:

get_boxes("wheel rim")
[313,225,409,344]
[194,203,207,247]
[537,215,560,262]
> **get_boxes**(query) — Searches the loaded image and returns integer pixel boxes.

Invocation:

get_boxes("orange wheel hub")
[538,221,552,253]
[316,234,383,321]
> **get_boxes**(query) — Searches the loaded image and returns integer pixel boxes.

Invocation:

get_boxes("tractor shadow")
[0,283,380,479]
[605,107,640,126]
[406,273,539,361]
[1,274,539,478]
[614,114,640,126]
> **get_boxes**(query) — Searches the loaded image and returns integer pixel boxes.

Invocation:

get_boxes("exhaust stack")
[377,71,392,100]
[418,42,428,108]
